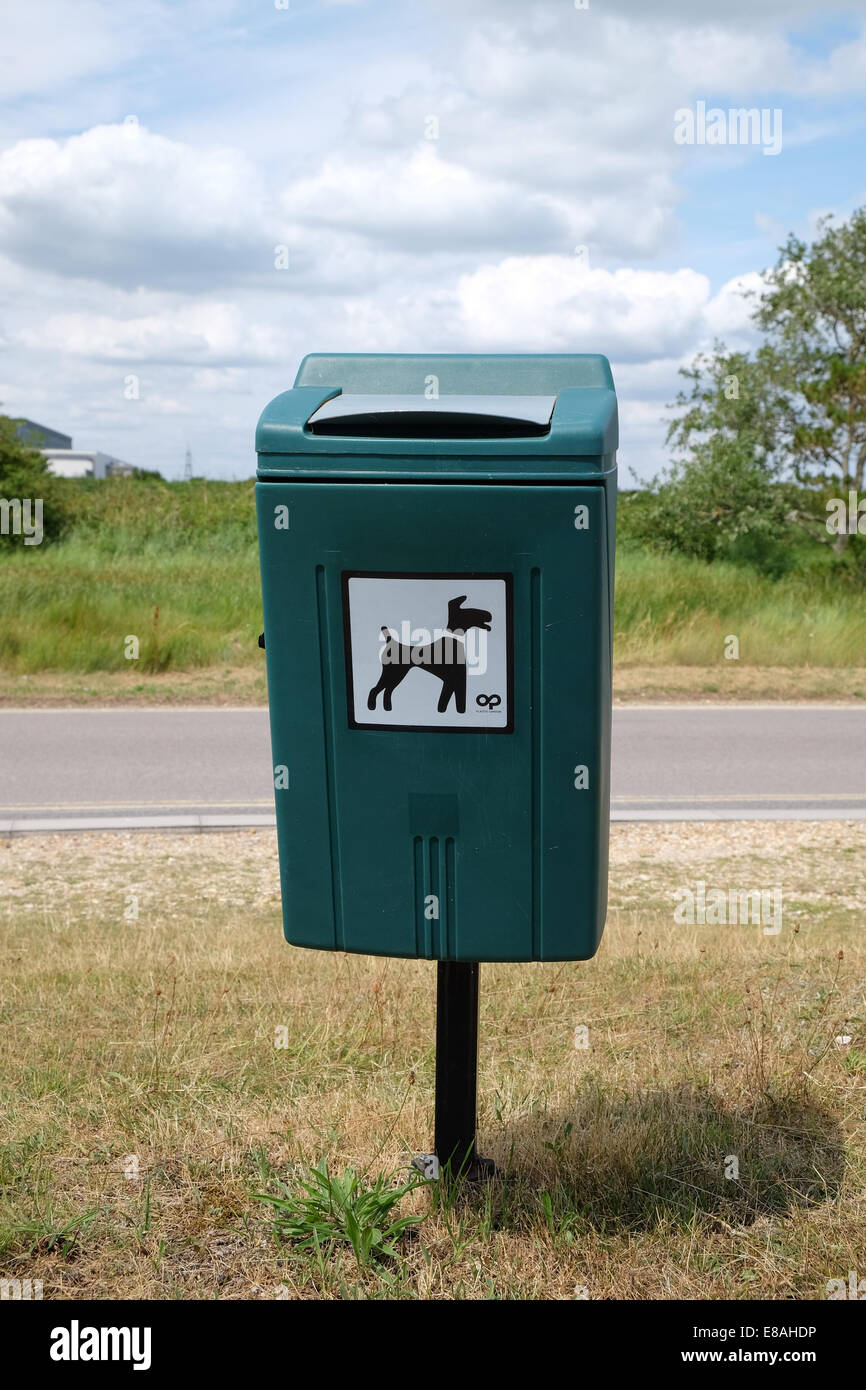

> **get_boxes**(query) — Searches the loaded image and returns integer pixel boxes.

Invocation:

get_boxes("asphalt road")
[0,705,863,829]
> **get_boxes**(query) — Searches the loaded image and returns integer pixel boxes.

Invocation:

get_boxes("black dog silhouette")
[367,595,492,715]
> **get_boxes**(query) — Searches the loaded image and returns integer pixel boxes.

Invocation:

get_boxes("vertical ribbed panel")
[444,835,457,958]
[413,836,428,958]
[530,565,542,960]
[413,833,457,959]
[316,564,344,949]
[429,836,441,957]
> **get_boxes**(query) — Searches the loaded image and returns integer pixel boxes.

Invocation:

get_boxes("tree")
[656,207,866,561]
[750,209,866,552]
[0,413,71,545]
[637,347,790,563]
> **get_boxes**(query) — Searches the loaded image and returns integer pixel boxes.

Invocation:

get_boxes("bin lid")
[256,353,617,481]
[306,393,557,436]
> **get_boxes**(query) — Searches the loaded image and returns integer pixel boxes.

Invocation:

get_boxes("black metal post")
[434,962,496,1180]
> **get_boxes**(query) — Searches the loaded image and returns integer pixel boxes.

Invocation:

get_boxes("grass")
[613,665,866,702]
[0,535,260,676]
[255,1159,426,1269]
[616,548,866,669]
[619,544,866,669]
[0,820,863,1300]
[0,479,864,703]
[0,479,260,677]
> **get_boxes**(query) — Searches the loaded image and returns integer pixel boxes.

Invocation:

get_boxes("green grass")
[256,1159,427,1269]
[1,478,865,677]
[616,547,866,667]
[0,536,260,673]
[0,479,260,674]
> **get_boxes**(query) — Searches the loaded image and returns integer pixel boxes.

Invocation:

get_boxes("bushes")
[622,437,790,566]
[621,465,866,581]
[0,416,73,546]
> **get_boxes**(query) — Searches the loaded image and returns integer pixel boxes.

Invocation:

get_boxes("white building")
[41,449,136,479]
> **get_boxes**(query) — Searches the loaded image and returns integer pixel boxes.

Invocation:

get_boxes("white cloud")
[702,271,765,340]
[190,367,252,394]
[0,123,269,288]
[0,1,154,100]
[450,0,856,27]
[455,259,711,360]
[0,0,861,480]
[16,301,287,365]
[280,144,574,253]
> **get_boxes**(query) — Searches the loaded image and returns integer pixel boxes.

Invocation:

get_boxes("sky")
[0,0,865,483]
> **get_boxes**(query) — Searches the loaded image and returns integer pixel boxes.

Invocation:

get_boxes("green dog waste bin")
[256,353,617,963]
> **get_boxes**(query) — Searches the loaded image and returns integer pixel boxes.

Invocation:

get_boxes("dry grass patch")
[1,664,864,707]
[614,665,866,703]
[0,666,267,708]
[0,823,864,1300]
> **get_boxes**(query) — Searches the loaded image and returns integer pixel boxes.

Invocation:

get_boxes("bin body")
[256,353,617,962]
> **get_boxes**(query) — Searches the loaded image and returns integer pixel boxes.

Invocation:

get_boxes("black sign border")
[341,570,515,734]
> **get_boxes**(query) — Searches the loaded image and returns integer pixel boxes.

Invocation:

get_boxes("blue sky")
[1,0,865,482]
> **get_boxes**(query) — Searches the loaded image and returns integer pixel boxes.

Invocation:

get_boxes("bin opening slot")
[306,393,556,439]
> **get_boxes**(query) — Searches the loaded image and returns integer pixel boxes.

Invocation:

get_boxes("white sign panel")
[343,572,513,732]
